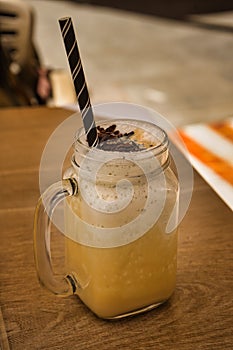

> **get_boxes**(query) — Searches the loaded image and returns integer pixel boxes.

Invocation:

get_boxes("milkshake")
[64,119,179,319]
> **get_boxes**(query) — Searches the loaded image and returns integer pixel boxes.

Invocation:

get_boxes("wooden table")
[0,107,232,350]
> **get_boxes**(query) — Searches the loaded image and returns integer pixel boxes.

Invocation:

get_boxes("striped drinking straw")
[59,17,98,147]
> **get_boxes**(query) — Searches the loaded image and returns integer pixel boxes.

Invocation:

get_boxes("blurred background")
[0,0,233,127]
[74,0,233,19]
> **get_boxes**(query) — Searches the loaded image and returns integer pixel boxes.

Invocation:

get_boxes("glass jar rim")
[72,119,170,180]
[74,119,169,156]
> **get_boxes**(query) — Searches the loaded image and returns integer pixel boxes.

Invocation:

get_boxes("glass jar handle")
[33,178,79,297]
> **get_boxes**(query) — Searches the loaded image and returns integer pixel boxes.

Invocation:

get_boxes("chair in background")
[0,0,76,107]
[0,0,35,71]
[0,0,41,105]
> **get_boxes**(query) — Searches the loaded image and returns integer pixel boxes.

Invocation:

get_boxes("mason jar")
[34,118,179,319]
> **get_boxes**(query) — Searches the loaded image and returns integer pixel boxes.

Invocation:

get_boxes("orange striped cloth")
[177,117,233,210]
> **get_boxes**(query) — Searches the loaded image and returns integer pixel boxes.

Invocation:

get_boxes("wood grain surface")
[0,107,232,350]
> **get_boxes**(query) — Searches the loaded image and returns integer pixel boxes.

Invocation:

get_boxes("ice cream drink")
[64,119,179,319]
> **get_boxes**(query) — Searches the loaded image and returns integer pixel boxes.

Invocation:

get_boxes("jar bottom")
[97,300,167,320]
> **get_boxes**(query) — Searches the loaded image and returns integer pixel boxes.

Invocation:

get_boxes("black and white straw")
[59,17,98,147]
